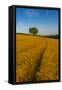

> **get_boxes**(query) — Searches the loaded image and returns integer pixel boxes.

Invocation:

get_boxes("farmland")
[16,34,59,82]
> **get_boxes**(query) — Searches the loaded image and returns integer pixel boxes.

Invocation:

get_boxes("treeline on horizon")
[16,33,59,39]
[44,34,59,39]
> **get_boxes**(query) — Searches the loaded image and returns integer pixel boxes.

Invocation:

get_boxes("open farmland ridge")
[16,34,59,82]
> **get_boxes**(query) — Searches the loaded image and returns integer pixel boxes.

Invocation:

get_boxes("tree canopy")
[29,27,38,35]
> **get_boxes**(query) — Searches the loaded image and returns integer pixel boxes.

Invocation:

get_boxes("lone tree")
[29,27,38,35]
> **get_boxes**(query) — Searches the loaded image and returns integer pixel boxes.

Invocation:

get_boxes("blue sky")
[16,7,59,35]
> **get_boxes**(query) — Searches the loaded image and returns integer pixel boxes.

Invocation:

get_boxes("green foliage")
[29,27,38,35]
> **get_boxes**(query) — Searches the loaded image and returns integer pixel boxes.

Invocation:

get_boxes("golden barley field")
[16,34,59,82]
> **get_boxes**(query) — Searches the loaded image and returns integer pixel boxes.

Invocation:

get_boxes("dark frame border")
[14,5,61,85]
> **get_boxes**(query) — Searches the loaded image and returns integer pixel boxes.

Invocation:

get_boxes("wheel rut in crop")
[31,40,48,81]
